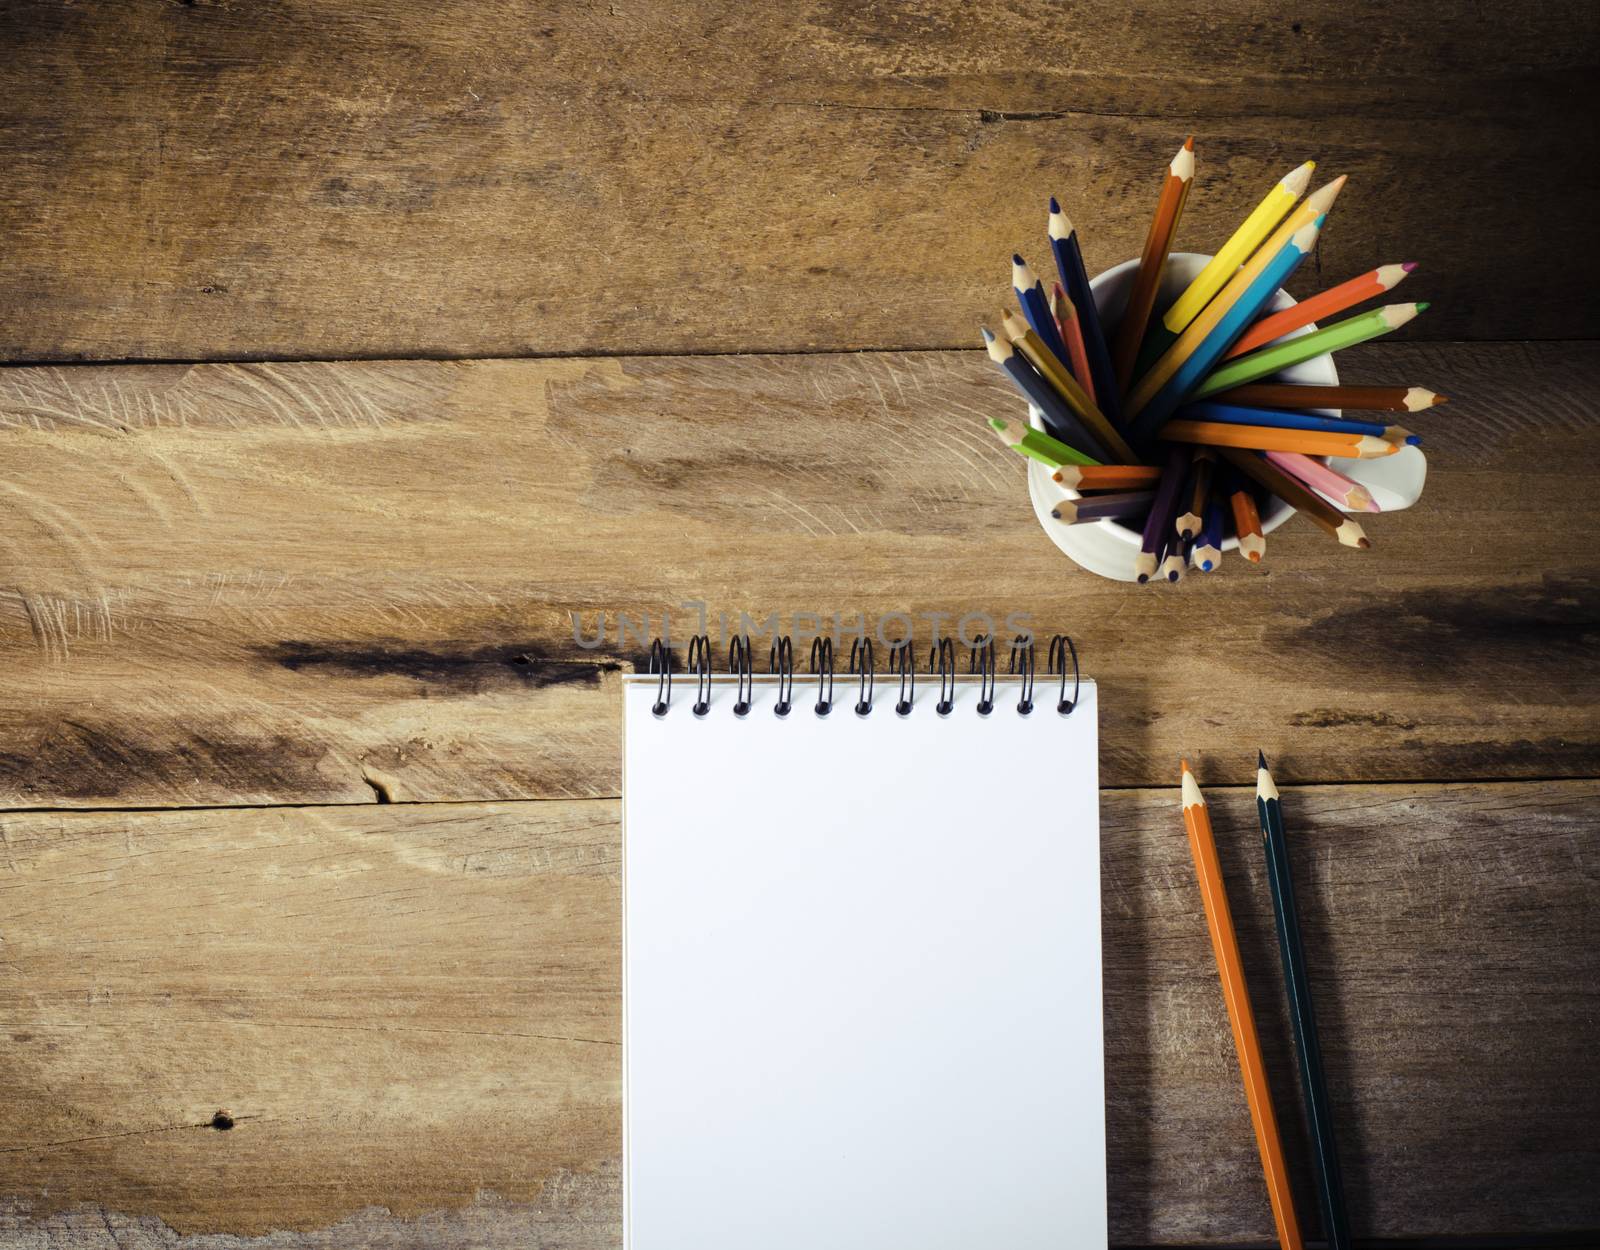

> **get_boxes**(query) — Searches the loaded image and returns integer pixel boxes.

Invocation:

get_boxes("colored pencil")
[983,329,1105,464]
[1162,419,1397,460]
[1014,255,1073,368]
[1001,310,1139,463]
[1212,383,1447,413]
[1225,262,1416,360]
[1194,302,1430,400]
[1183,401,1421,445]
[1176,446,1215,539]
[1053,463,1162,491]
[1226,467,1266,563]
[1050,490,1155,524]
[1218,447,1370,549]
[1257,753,1352,1250]
[1129,217,1324,444]
[987,415,1097,469]
[1160,535,1187,583]
[1136,443,1192,583]
[1052,281,1098,404]
[1111,137,1195,395]
[1181,761,1305,1250]
[1049,198,1122,422]
[1192,497,1224,570]
[1127,176,1345,421]
[1264,451,1379,512]
[1139,160,1316,374]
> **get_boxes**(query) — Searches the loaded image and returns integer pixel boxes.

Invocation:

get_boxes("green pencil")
[1257,751,1352,1250]
[987,417,1099,469]
[1193,302,1428,399]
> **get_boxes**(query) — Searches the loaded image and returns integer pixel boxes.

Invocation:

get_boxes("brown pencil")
[1111,137,1195,395]
[1182,762,1305,1250]
[1211,383,1447,413]
[1218,447,1370,549]
[1052,464,1162,491]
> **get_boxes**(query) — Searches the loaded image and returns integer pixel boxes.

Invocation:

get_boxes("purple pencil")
[1137,443,1192,583]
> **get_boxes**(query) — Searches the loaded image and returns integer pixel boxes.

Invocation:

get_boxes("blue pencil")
[1012,255,1072,369]
[1193,497,1224,571]
[1181,401,1420,445]
[1128,214,1326,448]
[1048,198,1121,424]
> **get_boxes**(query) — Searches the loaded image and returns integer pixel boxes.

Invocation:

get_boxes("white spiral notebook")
[622,639,1106,1248]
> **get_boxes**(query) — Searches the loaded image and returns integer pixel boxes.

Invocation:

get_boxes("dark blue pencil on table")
[1257,752,1353,1250]
[1048,198,1122,424]
[981,328,1109,463]
[1183,401,1421,445]
[1136,443,1190,584]
[1012,255,1073,368]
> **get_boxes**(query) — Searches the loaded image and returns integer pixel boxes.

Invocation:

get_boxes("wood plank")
[0,341,1595,807]
[1,1,1595,360]
[0,782,1594,1243]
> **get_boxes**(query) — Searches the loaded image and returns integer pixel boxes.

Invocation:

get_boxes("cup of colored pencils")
[982,143,1440,583]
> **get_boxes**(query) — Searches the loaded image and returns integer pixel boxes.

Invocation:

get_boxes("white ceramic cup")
[1026,251,1427,581]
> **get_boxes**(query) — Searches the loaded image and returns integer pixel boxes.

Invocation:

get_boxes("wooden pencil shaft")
[1048,209,1122,422]
[1004,313,1138,463]
[1111,137,1194,394]
[1051,490,1154,523]
[1184,401,1409,441]
[1259,789,1353,1250]
[1004,351,1113,463]
[1212,383,1445,413]
[1225,262,1412,360]
[1182,780,1305,1249]
[1140,444,1193,557]
[1218,447,1367,547]
[1162,420,1395,459]
[1052,281,1098,405]
[1194,303,1427,400]
[987,416,1097,470]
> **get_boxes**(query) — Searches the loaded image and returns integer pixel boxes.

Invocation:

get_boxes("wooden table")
[1,4,1596,1246]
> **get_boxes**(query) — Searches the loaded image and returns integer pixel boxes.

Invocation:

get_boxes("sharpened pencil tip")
[980,327,995,343]
[1048,196,1060,214]
[1258,749,1268,769]
[1181,758,1192,774]
[1183,135,1194,149]
[1012,254,1025,267]
[987,418,1005,432]
[1416,301,1431,312]
[1402,261,1418,272]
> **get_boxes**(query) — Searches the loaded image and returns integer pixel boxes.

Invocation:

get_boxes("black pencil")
[1257,752,1352,1250]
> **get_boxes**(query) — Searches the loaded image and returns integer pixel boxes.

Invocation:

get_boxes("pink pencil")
[1051,281,1099,405]
[1264,451,1380,513]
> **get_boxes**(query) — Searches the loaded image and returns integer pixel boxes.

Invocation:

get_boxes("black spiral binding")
[969,634,996,717]
[687,634,712,716]
[1048,634,1080,716]
[728,634,753,716]
[810,637,834,717]
[641,633,1073,718]
[1009,634,1036,716]
[849,638,874,716]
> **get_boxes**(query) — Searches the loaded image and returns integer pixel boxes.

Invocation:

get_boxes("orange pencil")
[1181,761,1304,1250]
[1051,281,1098,405]
[1052,463,1162,491]
[1226,263,1417,359]
[1226,471,1266,563]
[1162,419,1398,459]
[1111,137,1195,394]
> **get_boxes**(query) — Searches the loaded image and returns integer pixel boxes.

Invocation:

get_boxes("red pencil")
[1226,263,1416,359]
[1051,281,1098,405]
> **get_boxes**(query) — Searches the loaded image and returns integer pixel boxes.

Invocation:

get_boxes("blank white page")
[623,673,1105,1248]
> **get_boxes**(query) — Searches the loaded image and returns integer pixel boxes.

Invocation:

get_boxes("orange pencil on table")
[1111,137,1195,395]
[1052,281,1098,405]
[1181,762,1304,1250]
[1225,263,1417,359]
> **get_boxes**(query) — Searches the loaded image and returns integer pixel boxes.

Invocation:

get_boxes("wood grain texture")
[0,782,1594,1244]
[1,0,1595,361]
[0,341,1595,807]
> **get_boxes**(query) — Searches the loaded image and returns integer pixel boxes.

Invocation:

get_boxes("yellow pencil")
[1162,161,1315,339]
[1126,175,1346,422]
